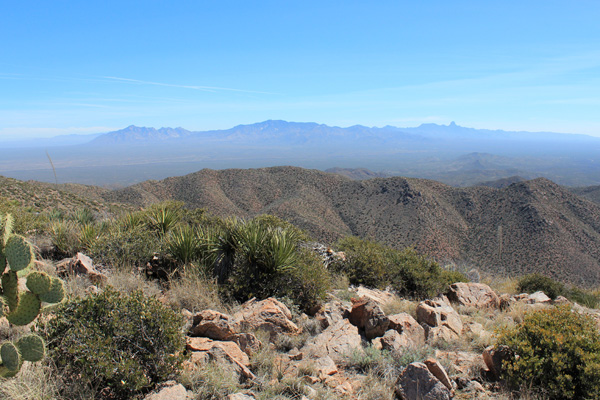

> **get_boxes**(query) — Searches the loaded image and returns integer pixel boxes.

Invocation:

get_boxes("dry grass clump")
[0,363,60,400]
[179,361,242,400]
[166,266,228,313]
[381,298,418,318]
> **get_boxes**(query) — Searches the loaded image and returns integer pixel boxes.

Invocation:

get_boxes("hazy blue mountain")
[3,120,600,187]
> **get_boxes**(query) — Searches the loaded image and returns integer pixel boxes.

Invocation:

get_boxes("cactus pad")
[16,334,45,362]
[0,342,21,372]
[1,271,19,312]
[5,235,33,272]
[0,296,5,318]
[26,271,52,295]
[38,277,65,304]
[6,291,41,326]
[1,213,13,247]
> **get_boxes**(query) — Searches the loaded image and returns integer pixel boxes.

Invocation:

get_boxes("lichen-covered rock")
[447,282,500,308]
[186,337,255,380]
[314,298,350,329]
[144,381,190,400]
[348,296,389,340]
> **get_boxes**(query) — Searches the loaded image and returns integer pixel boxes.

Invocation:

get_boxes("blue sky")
[2,1,600,138]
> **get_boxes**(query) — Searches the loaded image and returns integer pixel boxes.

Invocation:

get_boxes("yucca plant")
[73,208,94,225]
[78,223,99,250]
[120,211,146,232]
[167,225,200,266]
[147,205,181,237]
[49,220,79,256]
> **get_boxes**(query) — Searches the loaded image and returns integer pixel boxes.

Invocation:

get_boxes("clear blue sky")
[2,1,600,138]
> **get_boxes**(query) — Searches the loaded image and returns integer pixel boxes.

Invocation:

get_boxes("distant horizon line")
[0,119,590,142]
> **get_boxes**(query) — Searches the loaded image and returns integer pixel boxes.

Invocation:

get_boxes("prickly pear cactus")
[0,213,65,378]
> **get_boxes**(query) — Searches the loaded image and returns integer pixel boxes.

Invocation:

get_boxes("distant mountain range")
[2,120,600,187]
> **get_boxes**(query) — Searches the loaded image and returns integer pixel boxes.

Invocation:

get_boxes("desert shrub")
[333,237,465,299]
[166,266,227,313]
[517,273,565,299]
[45,288,186,399]
[333,236,391,288]
[497,305,600,400]
[87,223,158,268]
[273,249,331,312]
[565,286,600,308]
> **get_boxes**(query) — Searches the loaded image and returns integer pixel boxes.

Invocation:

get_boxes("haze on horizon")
[2,1,600,139]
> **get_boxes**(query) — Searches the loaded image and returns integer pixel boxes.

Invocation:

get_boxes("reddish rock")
[388,312,425,345]
[447,282,500,308]
[189,309,236,340]
[349,296,389,340]
[302,319,363,362]
[144,381,189,400]
[233,298,300,338]
[483,345,512,380]
[186,337,255,380]
[395,362,451,400]
[424,358,453,392]
[56,252,107,283]
[416,299,463,341]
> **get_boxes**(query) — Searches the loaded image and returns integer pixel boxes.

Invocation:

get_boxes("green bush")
[45,288,186,399]
[333,237,466,299]
[517,273,565,299]
[498,305,600,399]
[333,236,390,288]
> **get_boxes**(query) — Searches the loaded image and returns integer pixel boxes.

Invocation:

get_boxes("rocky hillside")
[102,166,600,286]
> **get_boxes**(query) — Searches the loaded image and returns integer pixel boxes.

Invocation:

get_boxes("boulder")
[378,330,412,352]
[388,312,425,345]
[416,299,463,341]
[353,286,397,307]
[527,291,552,304]
[315,355,338,378]
[189,310,236,340]
[348,296,389,339]
[424,358,453,392]
[233,298,300,338]
[395,362,451,400]
[56,252,107,283]
[144,381,190,400]
[228,332,262,356]
[186,337,255,380]
[483,345,512,380]
[447,282,499,308]
[435,350,484,376]
[302,319,363,362]
[314,299,350,329]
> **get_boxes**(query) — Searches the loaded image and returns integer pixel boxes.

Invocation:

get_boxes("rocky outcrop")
[447,282,499,308]
[302,319,363,362]
[186,337,255,380]
[388,312,426,346]
[233,298,300,337]
[189,310,236,340]
[416,298,463,342]
[348,296,389,339]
